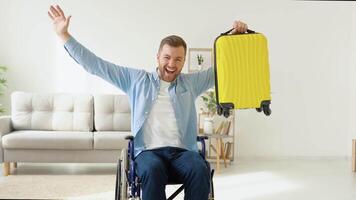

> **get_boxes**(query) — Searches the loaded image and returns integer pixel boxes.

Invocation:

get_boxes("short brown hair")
[158,35,187,55]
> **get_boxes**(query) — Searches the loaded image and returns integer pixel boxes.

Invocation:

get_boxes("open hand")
[48,5,71,42]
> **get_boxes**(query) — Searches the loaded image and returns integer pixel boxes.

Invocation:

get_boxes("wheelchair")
[115,135,215,200]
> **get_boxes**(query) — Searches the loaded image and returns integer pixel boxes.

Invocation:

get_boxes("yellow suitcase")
[214,29,272,117]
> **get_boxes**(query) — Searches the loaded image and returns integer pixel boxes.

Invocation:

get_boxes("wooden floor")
[0,159,356,199]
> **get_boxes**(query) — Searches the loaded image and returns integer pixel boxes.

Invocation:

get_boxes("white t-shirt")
[143,79,184,149]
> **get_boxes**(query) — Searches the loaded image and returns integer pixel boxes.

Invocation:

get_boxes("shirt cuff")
[63,36,77,50]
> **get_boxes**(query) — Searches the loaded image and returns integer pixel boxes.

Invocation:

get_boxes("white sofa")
[0,91,132,176]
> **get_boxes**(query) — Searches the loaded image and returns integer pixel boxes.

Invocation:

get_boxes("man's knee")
[183,152,210,178]
[190,161,209,178]
[135,152,168,180]
[142,160,166,177]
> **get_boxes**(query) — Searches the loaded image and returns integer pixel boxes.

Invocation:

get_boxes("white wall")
[1,0,355,158]
[348,2,356,158]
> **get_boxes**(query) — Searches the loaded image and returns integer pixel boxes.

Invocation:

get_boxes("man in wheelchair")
[48,5,248,199]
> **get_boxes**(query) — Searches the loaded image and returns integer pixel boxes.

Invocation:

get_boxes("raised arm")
[48,5,143,93]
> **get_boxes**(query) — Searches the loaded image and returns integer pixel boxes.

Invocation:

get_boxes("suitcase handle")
[221,28,255,35]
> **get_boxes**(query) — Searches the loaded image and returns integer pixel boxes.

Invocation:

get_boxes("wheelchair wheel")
[116,148,129,200]
[208,169,215,200]
[120,148,128,200]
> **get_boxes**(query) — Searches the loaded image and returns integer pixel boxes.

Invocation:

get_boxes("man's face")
[157,44,185,82]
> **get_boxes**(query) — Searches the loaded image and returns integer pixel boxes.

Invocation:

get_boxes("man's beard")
[158,66,178,82]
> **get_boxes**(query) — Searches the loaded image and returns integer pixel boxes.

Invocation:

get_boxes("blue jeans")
[135,147,210,200]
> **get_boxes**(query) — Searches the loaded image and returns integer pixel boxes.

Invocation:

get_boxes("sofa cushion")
[94,131,131,150]
[94,95,131,131]
[2,131,93,150]
[11,91,94,131]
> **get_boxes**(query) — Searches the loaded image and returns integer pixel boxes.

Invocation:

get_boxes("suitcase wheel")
[262,104,271,116]
[223,110,230,118]
[218,103,234,118]
[258,100,271,116]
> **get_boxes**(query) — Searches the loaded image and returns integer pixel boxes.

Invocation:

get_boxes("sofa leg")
[3,162,10,176]
[12,162,17,168]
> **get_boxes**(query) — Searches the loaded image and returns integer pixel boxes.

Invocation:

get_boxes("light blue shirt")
[64,37,215,157]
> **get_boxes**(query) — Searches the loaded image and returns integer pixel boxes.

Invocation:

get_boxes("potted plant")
[0,66,7,114]
[200,89,216,134]
[197,54,204,70]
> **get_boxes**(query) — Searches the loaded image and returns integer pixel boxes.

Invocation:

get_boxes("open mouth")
[165,67,176,74]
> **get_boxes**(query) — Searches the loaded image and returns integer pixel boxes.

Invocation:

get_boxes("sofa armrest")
[0,115,12,163]
[0,115,12,137]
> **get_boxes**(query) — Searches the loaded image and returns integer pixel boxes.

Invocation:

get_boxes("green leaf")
[0,78,7,84]
[0,66,7,71]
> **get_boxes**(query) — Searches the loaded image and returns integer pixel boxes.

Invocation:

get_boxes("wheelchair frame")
[115,136,215,200]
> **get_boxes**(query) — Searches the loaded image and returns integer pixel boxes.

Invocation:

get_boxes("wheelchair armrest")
[197,136,208,141]
[197,136,208,158]
[125,135,134,140]
[124,135,135,161]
